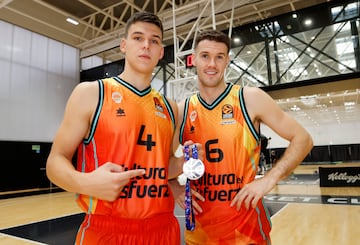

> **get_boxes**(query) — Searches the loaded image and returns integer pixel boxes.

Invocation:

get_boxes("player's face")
[193,40,229,88]
[120,22,164,74]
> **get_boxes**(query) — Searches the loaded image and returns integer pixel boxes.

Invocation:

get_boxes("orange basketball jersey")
[76,77,176,219]
[179,83,272,244]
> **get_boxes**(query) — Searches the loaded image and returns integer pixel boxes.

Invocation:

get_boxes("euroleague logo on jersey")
[221,104,233,119]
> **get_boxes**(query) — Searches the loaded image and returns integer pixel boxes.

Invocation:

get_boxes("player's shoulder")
[242,85,263,94]
[242,86,269,102]
[75,80,99,90]
[70,81,99,103]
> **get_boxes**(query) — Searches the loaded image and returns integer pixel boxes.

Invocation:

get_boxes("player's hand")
[86,162,145,202]
[176,189,204,215]
[169,179,185,207]
[230,177,275,210]
[169,179,204,215]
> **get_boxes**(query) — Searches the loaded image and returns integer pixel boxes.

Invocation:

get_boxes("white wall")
[0,20,79,142]
[81,55,104,71]
[261,121,360,149]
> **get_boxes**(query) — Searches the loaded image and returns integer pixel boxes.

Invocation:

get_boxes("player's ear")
[158,46,164,60]
[120,38,126,53]
[191,53,196,66]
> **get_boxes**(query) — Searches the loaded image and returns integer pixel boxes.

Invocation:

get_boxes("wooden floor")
[270,162,360,245]
[0,162,359,245]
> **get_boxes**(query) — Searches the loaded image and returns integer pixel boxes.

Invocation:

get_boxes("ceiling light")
[344,101,355,106]
[300,95,317,106]
[66,17,79,25]
[304,19,312,26]
[290,105,300,111]
[316,104,327,109]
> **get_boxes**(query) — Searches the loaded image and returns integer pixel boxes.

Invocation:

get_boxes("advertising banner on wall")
[319,167,360,187]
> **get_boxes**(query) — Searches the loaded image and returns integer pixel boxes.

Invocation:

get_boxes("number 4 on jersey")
[137,125,156,151]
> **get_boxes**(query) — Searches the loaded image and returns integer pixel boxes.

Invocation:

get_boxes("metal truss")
[166,1,360,102]
[168,0,246,101]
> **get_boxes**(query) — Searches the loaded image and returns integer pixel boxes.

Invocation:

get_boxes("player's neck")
[118,70,152,91]
[199,82,227,105]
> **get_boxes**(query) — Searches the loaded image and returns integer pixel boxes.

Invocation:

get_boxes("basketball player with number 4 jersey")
[74,76,178,244]
[46,12,201,244]
[175,30,312,244]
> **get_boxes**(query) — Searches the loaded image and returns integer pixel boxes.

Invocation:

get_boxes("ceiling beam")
[0,0,13,9]
[5,5,88,41]
[32,0,107,38]
[79,0,258,58]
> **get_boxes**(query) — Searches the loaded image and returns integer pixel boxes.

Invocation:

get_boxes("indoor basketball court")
[0,0,359,244]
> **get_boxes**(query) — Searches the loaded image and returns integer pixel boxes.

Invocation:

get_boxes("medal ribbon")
[184,145,198,231]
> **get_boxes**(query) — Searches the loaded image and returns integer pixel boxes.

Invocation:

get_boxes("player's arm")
[167,98,203,178]
[169,100,191,179]
[46,82,98,194]
[168,99,205,212]
[247,87,313,184]
[231,87,313,209]
[166,98,183,179]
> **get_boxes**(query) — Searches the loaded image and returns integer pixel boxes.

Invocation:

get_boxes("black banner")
[319,167,360,187]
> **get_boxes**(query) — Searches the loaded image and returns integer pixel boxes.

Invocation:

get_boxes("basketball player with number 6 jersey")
[176,30,312,244]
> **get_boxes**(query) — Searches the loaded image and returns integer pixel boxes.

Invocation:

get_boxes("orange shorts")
[75,212,180,245]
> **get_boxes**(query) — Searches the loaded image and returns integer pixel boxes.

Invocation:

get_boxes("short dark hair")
[194,29,231,53]
[124,11,163,39]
